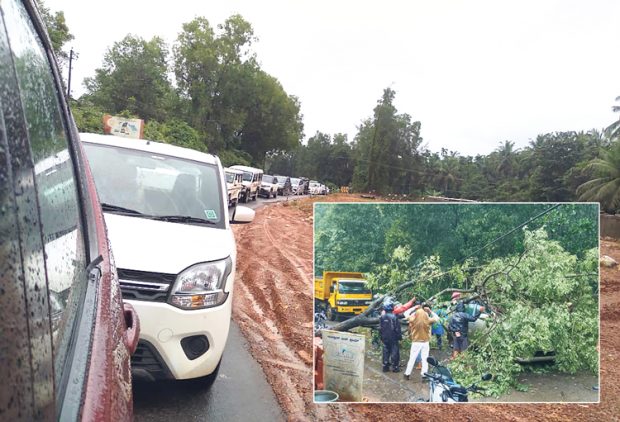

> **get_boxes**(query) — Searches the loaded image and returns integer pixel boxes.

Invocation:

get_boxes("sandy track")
[232,195,620,421]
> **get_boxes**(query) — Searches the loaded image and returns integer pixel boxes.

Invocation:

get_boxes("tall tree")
[84,35,174,122]
[36,0,74,68]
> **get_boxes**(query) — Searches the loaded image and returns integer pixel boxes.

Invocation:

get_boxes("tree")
[84,35,174,123]
[577,140,620,213]
[37,1,74,68]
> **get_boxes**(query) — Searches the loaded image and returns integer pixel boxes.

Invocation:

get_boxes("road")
[132,194,307,421]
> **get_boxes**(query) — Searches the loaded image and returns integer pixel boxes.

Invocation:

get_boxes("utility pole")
[67,48,74,98]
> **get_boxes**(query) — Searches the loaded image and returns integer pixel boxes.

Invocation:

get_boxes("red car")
[0,0,139,420]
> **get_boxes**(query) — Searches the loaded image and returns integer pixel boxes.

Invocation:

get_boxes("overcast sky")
[47,0,620,156]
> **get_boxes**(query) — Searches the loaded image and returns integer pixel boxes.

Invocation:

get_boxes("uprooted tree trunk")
[326,250,527,333]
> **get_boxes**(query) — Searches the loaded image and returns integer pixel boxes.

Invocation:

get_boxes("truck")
[314,271,373,321]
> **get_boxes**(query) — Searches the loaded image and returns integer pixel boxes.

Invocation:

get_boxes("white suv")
[81,133,254,381]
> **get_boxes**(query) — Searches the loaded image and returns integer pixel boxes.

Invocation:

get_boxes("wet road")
[133,322,285,421]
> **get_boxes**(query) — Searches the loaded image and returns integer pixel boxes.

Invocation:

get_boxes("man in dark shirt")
[379,302,402,372]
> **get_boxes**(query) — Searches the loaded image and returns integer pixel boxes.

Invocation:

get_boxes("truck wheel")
[327,305,337,321]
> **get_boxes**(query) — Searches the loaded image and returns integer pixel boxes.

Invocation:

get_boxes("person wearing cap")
[379,301,402,372]
[448,298,484,358]
[403,305,439,380]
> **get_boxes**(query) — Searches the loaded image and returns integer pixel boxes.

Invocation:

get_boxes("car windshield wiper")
[149,215,216,225]
[101,203,144,215]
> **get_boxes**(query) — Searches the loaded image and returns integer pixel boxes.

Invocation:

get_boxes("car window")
[3,0,88,391]
[84,143,226,228]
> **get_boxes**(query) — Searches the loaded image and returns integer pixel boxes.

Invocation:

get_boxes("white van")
[230,165,263,203]
[81,132,255,382]
[224,167,244,207]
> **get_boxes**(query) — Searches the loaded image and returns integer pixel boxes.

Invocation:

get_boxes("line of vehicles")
[224,166,330,208]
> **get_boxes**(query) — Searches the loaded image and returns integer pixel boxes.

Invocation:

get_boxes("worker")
[379,302,402,372]
[448,300,484,358]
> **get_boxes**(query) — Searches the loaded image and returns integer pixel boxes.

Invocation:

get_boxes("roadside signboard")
[322,329,365,401]
[103,115,144,139]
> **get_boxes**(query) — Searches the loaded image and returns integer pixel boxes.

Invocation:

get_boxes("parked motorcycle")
[420,356,492,402]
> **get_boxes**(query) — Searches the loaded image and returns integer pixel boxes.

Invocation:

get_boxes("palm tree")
[496,140,517,178]
[577,140,620,213]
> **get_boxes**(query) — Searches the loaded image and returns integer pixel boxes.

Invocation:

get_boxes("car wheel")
[190,356,222,390]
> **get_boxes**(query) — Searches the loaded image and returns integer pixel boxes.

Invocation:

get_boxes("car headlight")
[337,301,348,306]
[169,257,232,310]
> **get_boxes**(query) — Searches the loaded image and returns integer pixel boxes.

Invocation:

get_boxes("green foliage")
[577,139,620,213]
[449,229,598,395]
[36,0,74,67]
[69,98,105,133]
[84,35,174,122]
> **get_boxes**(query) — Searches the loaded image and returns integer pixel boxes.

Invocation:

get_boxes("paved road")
[133,322,284,421]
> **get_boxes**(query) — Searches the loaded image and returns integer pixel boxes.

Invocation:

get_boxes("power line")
[462,203,562,262]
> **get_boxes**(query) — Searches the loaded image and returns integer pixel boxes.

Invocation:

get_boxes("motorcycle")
[420,356,492,402]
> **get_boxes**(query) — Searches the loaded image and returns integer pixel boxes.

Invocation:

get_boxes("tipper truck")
[314,271,373,321]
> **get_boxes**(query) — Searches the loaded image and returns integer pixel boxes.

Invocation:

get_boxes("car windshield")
[310,182,319,187]
[225,172,235,183]
[338,281,370,294]
[291,178,300,184]
[84,143,225,228]
[263,175,274,183]
[242,171,253,182]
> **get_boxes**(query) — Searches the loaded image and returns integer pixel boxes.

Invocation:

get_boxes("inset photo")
[313,203,599,403]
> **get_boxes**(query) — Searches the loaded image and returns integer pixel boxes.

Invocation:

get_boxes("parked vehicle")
[309,180,321,195]
[314,271,372,320]
[260,175,279,198]
[300,177,310,195]
[421,356,492,402]
[230,165,263,202]
[274,175,292,196]
[82,133,255,384]
[224,167,244,207]
[0,1,139,419]
[290,177,304,195]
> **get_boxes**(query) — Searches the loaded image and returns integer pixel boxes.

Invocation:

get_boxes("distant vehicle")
[274,175,292,196]
[320,184,328,195]
[230,165,263,202]
[224,167,244,207]
[82,133,255,385]
[314,271,373,321]
[309,180,321,195]
[0,1,139,419]
[260,175,279,198]
[290,177,304,195]
[300,177,310,195]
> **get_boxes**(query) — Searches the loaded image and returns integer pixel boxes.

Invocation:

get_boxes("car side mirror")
[482,373,492,381]
[426,356,438,366]
[231,205,255,224]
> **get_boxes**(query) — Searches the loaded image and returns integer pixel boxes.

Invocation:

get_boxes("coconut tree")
[577,140,620,213]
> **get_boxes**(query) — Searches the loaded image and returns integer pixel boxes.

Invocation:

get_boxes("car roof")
[225,167,244,174]
[79,132,219,165]
[230,165,263,173]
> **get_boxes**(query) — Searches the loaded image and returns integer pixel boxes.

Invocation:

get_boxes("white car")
[260,175,279,198]
[81,133,255,381]
[308,180,321,195]
[224,167,244,207]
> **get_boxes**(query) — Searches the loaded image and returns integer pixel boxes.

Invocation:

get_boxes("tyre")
[190,356,222,390]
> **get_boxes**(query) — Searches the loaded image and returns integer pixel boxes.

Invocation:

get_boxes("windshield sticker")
[204,209,217,219]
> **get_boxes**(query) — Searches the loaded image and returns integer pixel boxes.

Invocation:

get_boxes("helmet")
[383,302,394,312]
[451,292,461,300]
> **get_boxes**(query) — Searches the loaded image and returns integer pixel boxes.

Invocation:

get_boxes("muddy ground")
[232,194,619,421]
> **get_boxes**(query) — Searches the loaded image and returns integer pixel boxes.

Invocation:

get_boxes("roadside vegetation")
[315,203,599,395]
[41,0,620,212]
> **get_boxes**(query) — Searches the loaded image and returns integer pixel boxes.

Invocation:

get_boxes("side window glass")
[3,0,88,388]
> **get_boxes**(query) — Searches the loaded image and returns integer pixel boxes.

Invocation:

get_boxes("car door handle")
[123,303,140,355]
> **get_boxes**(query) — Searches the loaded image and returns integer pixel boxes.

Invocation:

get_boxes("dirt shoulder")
[232,194,619,421]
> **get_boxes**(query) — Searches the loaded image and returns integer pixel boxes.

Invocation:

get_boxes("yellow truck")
[314,271,373,321]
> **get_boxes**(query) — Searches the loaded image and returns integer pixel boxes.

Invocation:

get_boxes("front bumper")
[335,305,368,315]
[127,295,232,380]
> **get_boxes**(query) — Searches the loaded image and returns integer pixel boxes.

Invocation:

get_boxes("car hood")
[104,213,235,274]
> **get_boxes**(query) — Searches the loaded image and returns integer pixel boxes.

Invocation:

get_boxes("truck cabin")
[330,279,371,295]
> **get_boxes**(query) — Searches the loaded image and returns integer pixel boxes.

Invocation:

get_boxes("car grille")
[341,300,371,306]
[132,340,173,380]
[117,268,176,302]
